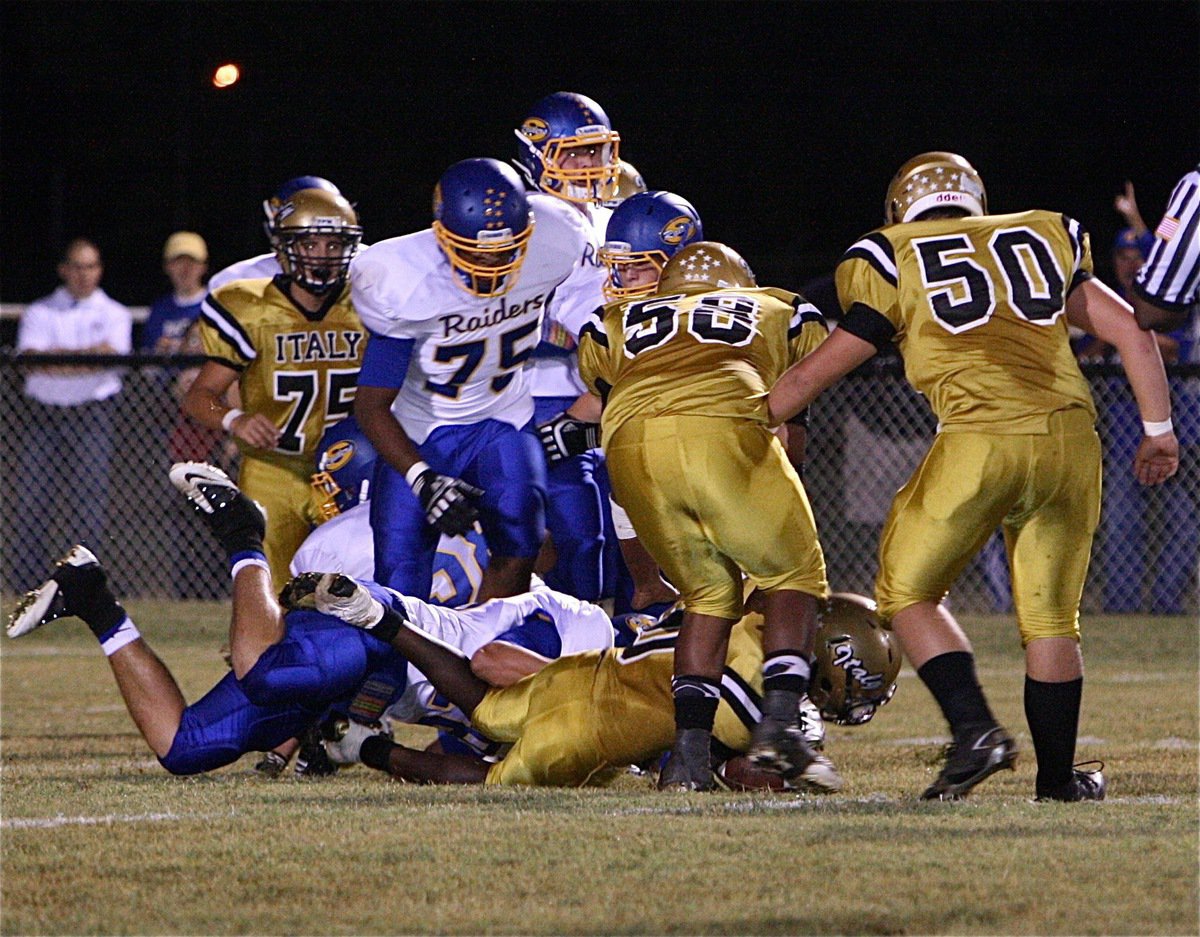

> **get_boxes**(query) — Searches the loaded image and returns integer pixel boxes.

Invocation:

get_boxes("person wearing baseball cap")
[143,231,210,355]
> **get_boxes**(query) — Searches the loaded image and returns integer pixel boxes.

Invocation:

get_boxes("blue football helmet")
[263,176,342,236]
[600,191,704,300]
[432,158,533,298]
[515,92,621,205]
[311,416,377,522]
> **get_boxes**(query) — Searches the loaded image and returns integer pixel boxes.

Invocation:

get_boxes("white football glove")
[318,574,383,628]
[322,718,389,766]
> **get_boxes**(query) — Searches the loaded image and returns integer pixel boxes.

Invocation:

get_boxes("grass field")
[2,598,1197,936]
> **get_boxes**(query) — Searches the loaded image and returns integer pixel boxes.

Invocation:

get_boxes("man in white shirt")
[13,238,132,590]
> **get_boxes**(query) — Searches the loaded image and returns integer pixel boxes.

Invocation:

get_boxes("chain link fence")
[2,353,1197,615]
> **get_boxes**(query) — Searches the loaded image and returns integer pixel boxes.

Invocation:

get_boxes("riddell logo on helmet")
[935,193,966,204]
[520,118,550,142]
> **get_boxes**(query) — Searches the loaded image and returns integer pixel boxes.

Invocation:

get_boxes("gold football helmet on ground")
[271,188,363,295]
[657,241,756,295]
[809,593,901,725]
[885,151,987,224]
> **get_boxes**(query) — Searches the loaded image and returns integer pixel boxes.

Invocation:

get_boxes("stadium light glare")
[212,64,240,89]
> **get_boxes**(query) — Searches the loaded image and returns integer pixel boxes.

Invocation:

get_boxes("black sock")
[672,675,720,731]
[917,651,996,733]
[761,688,803,723]
[1025,676,1082,793]
[67,572,126,639]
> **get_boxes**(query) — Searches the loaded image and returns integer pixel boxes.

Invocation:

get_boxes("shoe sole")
[169,462,267,524]
[922,747,1018,801]
[168,462,239,513]
[7,582,62,638]
[7,545,100,639]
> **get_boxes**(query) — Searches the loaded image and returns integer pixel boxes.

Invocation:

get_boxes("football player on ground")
[769,152,1178,801]
[5,463,617,776]
[351,157,586,601]
[182,186,367,591]
[577,241,839,793]
[298,415,488,609]
[296,581,892,789]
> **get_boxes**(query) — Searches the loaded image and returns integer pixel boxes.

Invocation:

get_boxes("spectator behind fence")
[12,238,132,591]
[141,232,209,355]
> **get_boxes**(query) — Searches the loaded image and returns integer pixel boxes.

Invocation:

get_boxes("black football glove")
[537,413,601,465]
[410,468,483,536]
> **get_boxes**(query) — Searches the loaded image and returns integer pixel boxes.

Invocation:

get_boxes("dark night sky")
[2,1,1197,310]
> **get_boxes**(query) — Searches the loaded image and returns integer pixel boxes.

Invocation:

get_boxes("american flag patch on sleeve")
[1156,216,1181,241]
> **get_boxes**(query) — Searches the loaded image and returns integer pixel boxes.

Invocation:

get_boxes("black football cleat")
[169,462,266,555]
[1036,761,1106,802]
[657,727,717,791]
[748,715,843,792]
[8,545,107,638]
[921,723,1017,800]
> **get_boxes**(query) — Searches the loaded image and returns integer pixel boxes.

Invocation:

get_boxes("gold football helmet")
[657,241,756,295]
[271,188,362,295]
[884,151,987,225]
[809,593,901,725]
[602,159,648,208]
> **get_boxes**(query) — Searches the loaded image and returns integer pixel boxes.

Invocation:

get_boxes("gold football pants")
[876,409,1101,643]
[237,456,315,593]
[605,415,827,619]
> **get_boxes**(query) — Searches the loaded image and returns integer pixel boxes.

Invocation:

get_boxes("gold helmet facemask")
[520,124,622,205]
[271,189,362,295]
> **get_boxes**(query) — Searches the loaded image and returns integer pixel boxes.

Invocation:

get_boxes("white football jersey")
[206,253,280,292]
[207,245,375,293]
[528,198,612,399]
[289,503,376,581]
[351,200,586,443]
[289,501,487,607]
[384,583,616,725]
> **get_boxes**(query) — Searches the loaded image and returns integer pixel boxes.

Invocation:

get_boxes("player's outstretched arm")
[1066,278,1179,486]
[768,328,876,425]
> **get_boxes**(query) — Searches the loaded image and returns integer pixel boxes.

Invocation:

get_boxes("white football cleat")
[7,545,103,639]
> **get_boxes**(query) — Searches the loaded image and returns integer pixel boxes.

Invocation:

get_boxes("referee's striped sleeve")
[1134,167,1200,310]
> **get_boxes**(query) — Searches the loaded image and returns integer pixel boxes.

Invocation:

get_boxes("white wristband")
[221,408,244,432]
[405,461,431,488]
[1143,417,1174,437]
